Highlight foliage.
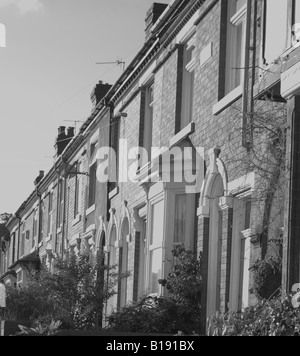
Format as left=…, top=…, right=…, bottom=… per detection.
left=5, top=252, right=126, bottom=330
left=106, top=246, right=202, bottom=335
left=249, top=256, right=282, bottom=300
left=14, top=320, right=62, bottom=336
left=207, top=294, right=300, bottom=336
left=0, top=213, right=12, bottom=223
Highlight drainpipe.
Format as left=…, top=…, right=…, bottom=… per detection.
left=15, top=214, right=21, bottom=261
left=61, top=161, right=68, bottom=260
left=250, top=0, right=258, bottom=114
left=242, top=0, right=253, bottom=148
left=36, top=187, right=42, bottom=254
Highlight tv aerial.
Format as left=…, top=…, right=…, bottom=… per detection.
left=96, top=59, right=126, bottom=72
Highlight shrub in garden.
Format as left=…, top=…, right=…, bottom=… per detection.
left=5, top=252, right=125, bottom=331
left=249, top=256, right=282, bottom=300
left=207, top=294, right=300, bottom=336
left=106, top=246, right=203, bottom=335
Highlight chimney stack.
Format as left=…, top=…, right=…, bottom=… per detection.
left=34, top=170, right=44, bottom=186
left=90, top=80, right=112, bottom=109
left=54, top=126, right=75, bottom=157
left=145, top=3, right=168, bottom=41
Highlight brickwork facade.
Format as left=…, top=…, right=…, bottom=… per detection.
left=1, top=0, right=299, bottom=335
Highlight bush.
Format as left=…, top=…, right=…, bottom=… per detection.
left=207, top=294, right=300, bottom=336
left=250, top=256, right=282, bottom=300
left=4, top=252, right=126, bottom=330
left=106, top=246, right=202, bottom=335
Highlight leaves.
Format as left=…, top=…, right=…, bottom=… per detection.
left=5, top=251, right=125, bottom=331
left=207, top=294, right=300, bottom=336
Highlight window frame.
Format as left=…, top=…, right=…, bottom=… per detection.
left=87, top=141, right=98, bottom=210
left=180, top=33, right=196, bottom=131
left=143, top=81, right=155, bottom=163
left=47, top=191, right=53, bottom=236
left=225, top=0, right=247, bottom=95
left=262, top=0, right=300, bottom=67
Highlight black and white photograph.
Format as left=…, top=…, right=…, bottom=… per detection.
left=0, top=0, right=300, bottom=339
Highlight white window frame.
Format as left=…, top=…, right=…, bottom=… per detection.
left=225, top=0, right=247, bottom=95
left=145, top=193, right=165, bottom=295
left=47, top=191, right=53, bottom=238
left=143, top=82, right=154, bottom=164
left=180, top=33, right=196, bottom=131
left=87, top=141, right=98, bottom=211
left=32, top=209, right=38, bottom=249
left=16, top=268, right=23, bottom=287
left=229, top=192, right=252, bottom=311
left=74, top=161, right=82, bottom=220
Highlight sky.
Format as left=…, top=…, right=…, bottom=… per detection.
left=0, top=0, right=170, bottom=215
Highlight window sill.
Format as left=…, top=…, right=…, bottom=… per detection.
left=170, top=122, right=195, bottom=147
left=45, top=234, right=52, bottom=243
left=86, top=204, right=96, bottom=216
left=72, top=214, right=82, bottom=226
left=38, top=241, right=43, bottom=248
left=212, top=85, right=243, bottom=115
left=109, top=187, right=119, bottom=200
left=57, top=226, right=62, bottom=234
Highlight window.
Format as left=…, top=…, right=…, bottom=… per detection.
left=74, top=162, right=81, bottom=218
left=39, top=202, right=44, bottom=243
left=20, top=224, right=26, bottom=258
left=148, top=199, right=164, bottom=294
left=12, top=232, right=16, bottom=264
left=107, top=225, right=117, bottom=314
left=57, top=180, right=64, bottom=228
left=32, top=210, right=38, bottom=248
left=16, top=269, right=23, bottom=287
left=263, top=0, right=288, bottom=65
left=110, top=119, right=120, bottom=192
left=263, top=0, right=300, bottom=65
left=47, top=192, right=53, bottom=236
left=294, top=0, right=300, bottom=26
left=119, top=218, right=129, bottom=308
left=230, top=196, right=252, bottom=311
left=180, top=34, right=196, bottom=131
left=88, top=142, right=98, bottom=208
left=143, top=83, right=154, bottom=163
left=225, top=0, right=247, bottom=94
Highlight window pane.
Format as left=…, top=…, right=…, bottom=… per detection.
left=174, top=194, right=187, bottom=243
left=149, top=248, right=162, bottom=294
left=294, top=0, right=300, bottom=26
left=264, top=0, right=288, bottom=64
left=88, top=163, right=97, bottom=207
left=236, top=0, right=246, bottom=12
left=151, top=200, right=164, bottom=246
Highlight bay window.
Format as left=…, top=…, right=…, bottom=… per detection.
left=263, top=0, right=300, bottom=65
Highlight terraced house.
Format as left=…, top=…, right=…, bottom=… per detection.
left=1, top=0, right=300, bottom=331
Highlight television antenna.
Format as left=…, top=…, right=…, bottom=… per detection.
left=63, top=120, right=85, bottom=133
left=96, top=59, right=126, bottom=72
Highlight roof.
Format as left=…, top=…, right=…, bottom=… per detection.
left=9, top=251, right=40, bottom=270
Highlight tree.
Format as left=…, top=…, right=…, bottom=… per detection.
left=5, top=252, right=127, bottom=330
left=0, top=213, right=12, bottom=224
